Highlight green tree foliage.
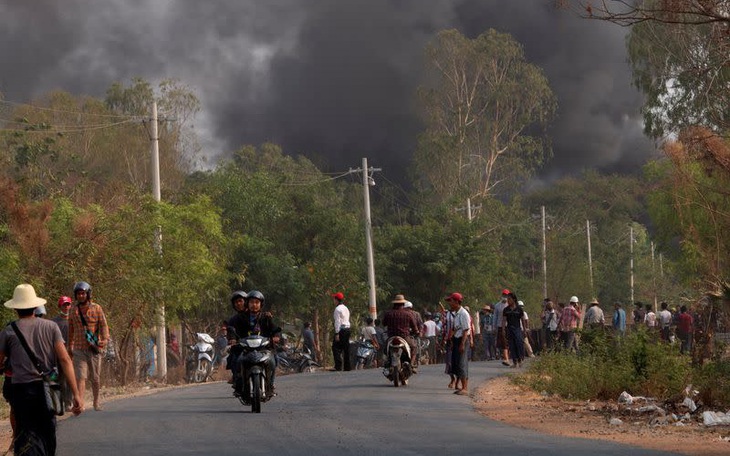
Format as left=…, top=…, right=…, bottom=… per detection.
left=644, top=134, right=730, bottom=285
left=626, top=8, right=730, bottom=136
left=415, top=29, right=556, bottom=202
left=189, top=144, right=364, bottom=322
left=522, top=172, right=676, bottom=305
left=0, top=79, right=199, bottom=206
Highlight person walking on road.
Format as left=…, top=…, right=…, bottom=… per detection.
left=68, top=281, right=109, bottom=411
left=331, top=292, right=351, bottom=371
left=445, top=292, right=471, bottom=395
left=0, top=284, right=84, bottom=455
left=503, top=293, right=526, bottom=368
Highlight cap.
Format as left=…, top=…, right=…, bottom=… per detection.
left=404, top=301, right=413, bottom=308
left=501, top=289, right=511, bottom=295
left=445, top=292, right=463, bottom=303
left=570, top=296, right=579, bottom=303
left=331, top=292, right=344, bottom=301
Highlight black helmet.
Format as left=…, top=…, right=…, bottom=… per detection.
left=73, top=281, right=92, bottom=300
left=245, top=290, right=265, bottom=303
left=230, top=290, right=247, bottom=310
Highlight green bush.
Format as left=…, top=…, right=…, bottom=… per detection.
left=524, top=329, right=700, bottom=403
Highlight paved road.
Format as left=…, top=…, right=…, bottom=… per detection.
left=57, top=361, right=681, bottom=455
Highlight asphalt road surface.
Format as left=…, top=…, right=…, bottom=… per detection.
left=57, top=361, right=682, bottom=456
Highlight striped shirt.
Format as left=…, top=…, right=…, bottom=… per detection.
left=68, top=302, right=110, bottom=351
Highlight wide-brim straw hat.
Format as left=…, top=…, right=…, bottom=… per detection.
left=4, top=284, right=47, bottom=310
left=392, top=294, right=407, bottom=304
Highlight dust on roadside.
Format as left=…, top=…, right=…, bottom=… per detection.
left=473, top=376, right=730, bottom=456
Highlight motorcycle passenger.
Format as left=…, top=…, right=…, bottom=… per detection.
left=382, top=294, right=420, bottom=371
left=225, top=291, right=247, bottom=373
left=227, top=291, right=281, bottom=397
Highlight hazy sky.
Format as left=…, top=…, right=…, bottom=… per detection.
left=0, top=0, right=655, bottom=186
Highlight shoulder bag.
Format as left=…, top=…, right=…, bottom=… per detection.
left=10, top=321, right=64, bottom=416
left=78, top=307, right=101, bottom=354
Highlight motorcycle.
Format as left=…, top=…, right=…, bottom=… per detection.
left=186, top=333, right=215, bottom=383
left=382, top=336, right=413, bottom=387
left=235, top=335, right=274, bottom=413
left=355, top=340, right=376, bottom=369
left=276, top=346, right=321, bottom=374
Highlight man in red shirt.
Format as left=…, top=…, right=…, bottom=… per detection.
left=676, top=305, right=694, bottom=355
left=383, top=294, right=420, bottom=369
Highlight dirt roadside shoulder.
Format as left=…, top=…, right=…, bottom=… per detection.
left=473, top=376, right=730, bottom=456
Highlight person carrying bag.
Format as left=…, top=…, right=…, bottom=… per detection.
left=11, top=321, right=64, bottom=416
left=0, top=283, right=83, bottom=456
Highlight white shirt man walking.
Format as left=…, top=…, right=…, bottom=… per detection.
left=331, top=292, right=351, bottom=371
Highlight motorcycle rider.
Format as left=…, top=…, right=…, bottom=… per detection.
left=382, top=294, right=421, bottom=371
left=227, top=290, right=281, bottom=397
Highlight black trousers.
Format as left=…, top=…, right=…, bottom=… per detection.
left=332, top=328, right=351, bottom=371
left=9, top=381, right=56, bottom=455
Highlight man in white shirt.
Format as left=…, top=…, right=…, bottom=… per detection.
left=658, top=301, right=673, bottom=342
left=331, top=292, right=351, bottom=371
left=422, top=313, right=437, bottom=364
left=447, top=292, right=471, bottom=395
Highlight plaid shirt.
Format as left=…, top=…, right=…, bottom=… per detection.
left=68, top=302, right=110, bottom=351
left=383, top=308, right=420, bottom=338
left=558, top=305, right=580, bottom=332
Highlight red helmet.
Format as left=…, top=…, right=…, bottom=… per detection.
left=58, top=296, right=72, bottom=307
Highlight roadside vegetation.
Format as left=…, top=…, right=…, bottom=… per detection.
left=520, top=325, right=730, bottom=408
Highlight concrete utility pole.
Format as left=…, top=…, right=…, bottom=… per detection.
left=349, top=158, right=381, bottom=320
left=150, top=101, right=167, bottom=380
left=629, top=225, right=635, bottom=304
left=541, top=206, right=547, bottom=299
left=651, top=241, right=657, bottom=312
left=587, top=220, right=594, bottom=298
left=456, top=198, right=481, bottom=222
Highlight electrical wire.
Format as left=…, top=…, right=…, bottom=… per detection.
left=0, top=99, right=139, bottom=119
left=0, top=118, right=140, bottom=134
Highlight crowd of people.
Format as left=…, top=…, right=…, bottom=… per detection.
left=320, top=288, right=700, bottom=398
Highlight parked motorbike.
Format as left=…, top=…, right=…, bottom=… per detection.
left=382, top=336, right=413, bottom=387
left=235, top=334, right=274, bottom=413
left=276, top=346, right=321, bottom=374
left=355, top=340, right=376, bottom=369
left=185, top=333, right=215, bottom=383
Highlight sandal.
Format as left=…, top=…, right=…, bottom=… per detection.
left=454, top=389, right=469, bottom=396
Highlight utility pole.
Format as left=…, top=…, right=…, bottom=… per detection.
left=150, top=101, right=167, bottom=380
left=455, top=198, right=481, bottom=222
left=349, top=158, right=381, bottom=320
left=629, top=225, right=635, bottom=304
left=651, top=241, right=657, bottom=312
left=541, top=206, right=547, bottom=299
left=586, top=220, right=594, bottom=298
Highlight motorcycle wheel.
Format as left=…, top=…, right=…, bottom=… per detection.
left=299, top=362, right=317, bottom=373
left=195, top=359, right=211, bottom=383
left=251, top=373, right=262, bottom=413
left=390, top=353, right=401, bottom=387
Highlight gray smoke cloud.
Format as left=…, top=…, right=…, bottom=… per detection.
left=0, top=0, right=654, bottom=185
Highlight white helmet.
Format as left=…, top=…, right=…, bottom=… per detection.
left=404, top=301, right=413, bottom=309
left=517, top=300, right=524, bottom=306
left=34, top=305, right=47, bottom=316
left=570, top=296, right=579, bottom=303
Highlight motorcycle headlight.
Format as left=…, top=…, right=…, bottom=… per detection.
left=244, top=336, right=266, bottom=348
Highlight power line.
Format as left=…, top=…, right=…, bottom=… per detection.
left=0, top=118, right=140, bottom=134
left=0, top=99, right=139, bottom=119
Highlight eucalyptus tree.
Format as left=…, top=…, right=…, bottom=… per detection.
left=414, top=29, right=556, bottom=203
